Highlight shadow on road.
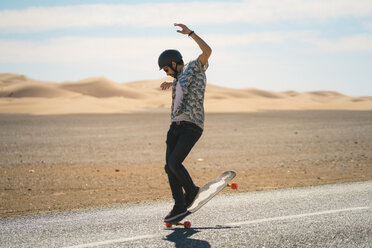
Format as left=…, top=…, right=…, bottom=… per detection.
left=164, top=225, right=236, bottom=248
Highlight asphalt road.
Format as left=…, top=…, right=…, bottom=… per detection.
left=1, top=181, right=371, bottom=247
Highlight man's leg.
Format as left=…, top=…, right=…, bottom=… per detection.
left=165, top=125, right=185, bottom=207
left=167, top=124, right=202, bottom=195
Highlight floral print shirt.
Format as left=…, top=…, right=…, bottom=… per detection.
left=171, top=57, right=209, bottom=129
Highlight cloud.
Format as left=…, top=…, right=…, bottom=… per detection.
left=1, top=31, right=370, bottom=65
left=0, top=36, right=183, bottom=64
left=0, top=31, right=316, bottom=66
left=1, top=0, right=372, bottom=32
left=365, top=21, right=372, bottom=30
left=310, top=34, right=372, bottom=52
left=1, top=31, right=370, bottom=75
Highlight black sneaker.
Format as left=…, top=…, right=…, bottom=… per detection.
left=185, top=186, right=200, bottom=209
left=164, top=204, right=187, bottom=222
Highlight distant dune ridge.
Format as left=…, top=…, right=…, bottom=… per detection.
left=0, top=73, right=371, bottom=114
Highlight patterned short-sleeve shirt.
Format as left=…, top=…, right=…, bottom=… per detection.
left=171, top=57, right=209, bottom=129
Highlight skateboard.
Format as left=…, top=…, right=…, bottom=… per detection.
left=165, top=170, right=238, bottom=229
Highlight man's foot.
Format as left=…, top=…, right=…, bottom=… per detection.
left=185, top=186, right=200, bottom=209
left=164, top=204, right=187, bottom=223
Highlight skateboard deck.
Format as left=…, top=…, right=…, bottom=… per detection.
left=165, top=170, right=237, bottom=228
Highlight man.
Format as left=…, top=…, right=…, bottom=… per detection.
left=159, top=23, right=212, bottom=222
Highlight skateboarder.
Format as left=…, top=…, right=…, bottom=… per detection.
left=159, top=23, right=212, bottom=223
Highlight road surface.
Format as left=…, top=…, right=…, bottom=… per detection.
left=1, top=181, right=371, bottom=247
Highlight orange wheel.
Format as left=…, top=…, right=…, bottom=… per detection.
left=231, top=183, right=238, bottom=189
left=184, top=221, right=191, bottom=229
left=165, top=222, right=172, bottom=228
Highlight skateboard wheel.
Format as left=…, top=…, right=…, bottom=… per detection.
left=184, top=221, right=191, bottom=229
left=231, top=183, right=238, bottom=190
left=165, top=222, right=172, bottom=228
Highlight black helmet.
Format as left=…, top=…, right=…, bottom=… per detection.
left=158, top=49, right=183, bottom=70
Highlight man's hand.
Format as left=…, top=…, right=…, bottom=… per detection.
left=174, top=23, right=212, bottom=66
left=160, top=82, right=172, bottom=90
left=174, top=23, right=192, bottom=35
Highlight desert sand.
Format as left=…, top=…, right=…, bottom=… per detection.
left=0, top=73, right=371, bottom=218
left=0, top=73, right=371, bottom=115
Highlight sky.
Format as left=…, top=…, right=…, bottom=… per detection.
left=0, top=0, right=371, bottom=96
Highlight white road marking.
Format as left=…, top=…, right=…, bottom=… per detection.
left=64, top=207, right=370, bottom=248
left=226, top=207, right=370, bottom=226
left=64, top=235, right=158, bottom=248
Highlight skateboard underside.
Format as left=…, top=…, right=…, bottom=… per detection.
left=165, top=170, right=238, bottom=228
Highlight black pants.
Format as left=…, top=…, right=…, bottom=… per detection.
left=165, top=121, right=203, bottom=207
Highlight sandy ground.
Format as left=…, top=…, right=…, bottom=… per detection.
left=1, top=73, right=372, bottom=115
left=0, top=111, right=371, bottom=218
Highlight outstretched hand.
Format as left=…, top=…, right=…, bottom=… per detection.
left=174, top=23, right=192, bottom=35
left=173, top=22, right=211, bottom=66
left=160, top=82, right=172, bottom=90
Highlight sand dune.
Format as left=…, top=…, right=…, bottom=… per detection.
left=0, top=84, right=77, bottom=98
left=0, top=73, right=28, bottom=84
left=60, top=78, right=146, bottom=99
left=352, top=96, right=372, bottom=102
left=124, top=78, right=172, bottom=91
left=0, top=73, right=79, bottom=98
left=244, top=88, right=285, bottom=99
left=306, top=91, right=346, bottom=97
left=282, top=91, right=302, bottom=97
left=0, top=73, right=371, bottom=114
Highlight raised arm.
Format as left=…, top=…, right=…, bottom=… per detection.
left=174, top=23, right=212, bottom=66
